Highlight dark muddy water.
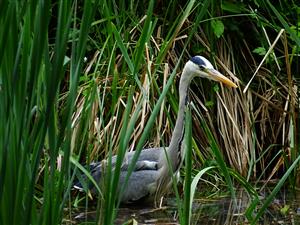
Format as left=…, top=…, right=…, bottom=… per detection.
left=72, top=189, right=300, bottom=224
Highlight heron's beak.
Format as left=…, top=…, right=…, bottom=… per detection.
left=205, top=68, right=238, bottom=88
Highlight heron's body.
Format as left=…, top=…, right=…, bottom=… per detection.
left=74, top=56, right=237, bottom=204
left=76, top=147, right=169, bottom=203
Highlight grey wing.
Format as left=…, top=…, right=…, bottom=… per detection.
left=93, top=147, right=164, bottom=172
left=121, top=147, right=165, bottom=169
left=118, top=169, right=159, bottom=203
left=131, top=147, right=165, bottom=162
left=74, top=147, right=165, bottom=192
left=91, top=147, right=163, bottom=178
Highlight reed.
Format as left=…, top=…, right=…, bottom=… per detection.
left=0, top=0, right=95, bottom=224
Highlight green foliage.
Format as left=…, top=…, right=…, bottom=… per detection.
left=221, top=1, right=246, bottom=13
left=0, top=0, right=96, bottom=224
left=182, top=109, right=193, bottom=225
left=253, top=47, right=266, bottom=55
left=211, top=20, right=224, bottom=38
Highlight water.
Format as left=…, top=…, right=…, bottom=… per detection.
left=71, top=189, right=300, bottom=224
left=72, top=204, right=178, bottom=224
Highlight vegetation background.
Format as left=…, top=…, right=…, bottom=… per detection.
left=0, top=0, right=299, bottom=224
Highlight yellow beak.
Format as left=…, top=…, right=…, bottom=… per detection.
left=205, top=68, right=238, bottom=88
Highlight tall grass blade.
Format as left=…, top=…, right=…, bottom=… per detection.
left=182, top=108, right=192, bottom=225
left=0, top=0, right=96, bottom=224
left=103, top=87, right=136, bottom=224
left=266, top=0, right=300, bottom=46
left=198, top=112, right=236, bottom=200
left=190, top=166, right=216, bottom=211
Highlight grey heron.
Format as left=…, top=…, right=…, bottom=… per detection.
left=74, top=56, right=237, bottom=204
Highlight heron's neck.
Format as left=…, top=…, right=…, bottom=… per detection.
left=168, top=69, right=191, bottom=171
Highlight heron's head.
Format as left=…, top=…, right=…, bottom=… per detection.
left=184, top=55, right=237, bottom=88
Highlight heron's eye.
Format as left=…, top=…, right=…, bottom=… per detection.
left=199, top=65, right=206, bottom=70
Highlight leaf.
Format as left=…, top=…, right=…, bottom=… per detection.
left=205, top=100, right=214, bottom=107
left=221, top=2, right=246, bottom=13
left=190, top=166, right=215, bottom=212
left=211, top=20, right=224, bottom=38
left=280, top=205, right=290, bottom=215
left=213, top=84, right=220, bottom=92
left=253, top=47, right=266, bottom=56
left=63, top=55, right=70, bottom=66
